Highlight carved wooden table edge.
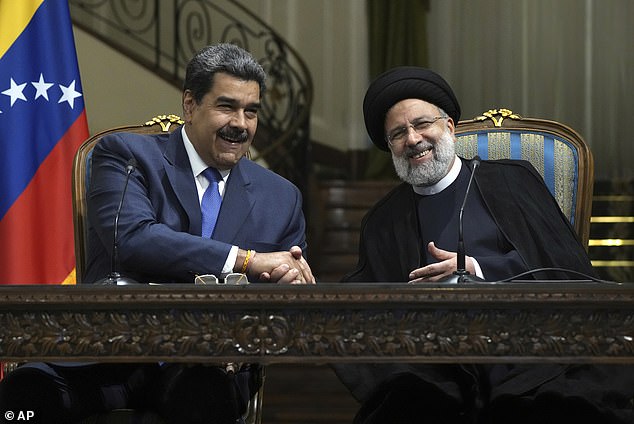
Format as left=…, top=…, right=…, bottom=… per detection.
left=1, top=282, right=633, bottom=364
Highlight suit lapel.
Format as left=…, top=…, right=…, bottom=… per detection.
left=163, top=129, right=202, bottom=235
left=213, top=159, right=254, bottom=243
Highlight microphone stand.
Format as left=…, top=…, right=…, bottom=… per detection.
left=97, top=159, right=140, bottom=285
left=440, top=157, right=485, bottom=284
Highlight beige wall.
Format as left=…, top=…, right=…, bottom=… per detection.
left=73, top=27, right=181, bottom=136
left=242, top=0, right=370, bottom=151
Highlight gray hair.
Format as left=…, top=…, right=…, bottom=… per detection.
left=184, top=43, right=266, bottom=103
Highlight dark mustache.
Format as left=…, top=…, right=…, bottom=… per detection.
left=217, top=126, right=248, bottom=143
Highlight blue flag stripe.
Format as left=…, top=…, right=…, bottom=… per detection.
left=0, top=0, right=85, bottom=219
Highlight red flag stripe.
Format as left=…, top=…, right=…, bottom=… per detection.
left=0, top=111, right=88, bottom=284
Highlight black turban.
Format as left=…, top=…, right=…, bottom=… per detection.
left=363, top=66, right=461, bottom=151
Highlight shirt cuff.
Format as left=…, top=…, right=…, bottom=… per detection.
left=471, top=257, right=485, bottom=279
left=221, top=245, right=239, bottom=275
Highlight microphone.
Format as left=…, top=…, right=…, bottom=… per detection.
left=96, top=158, right=140, bottom=285
left=440, top=156, right=485, bottom=284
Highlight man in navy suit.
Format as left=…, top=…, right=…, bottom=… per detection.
left=84, top=45, right=312, bottom=286
left=0, top=43, right=314, bottom=424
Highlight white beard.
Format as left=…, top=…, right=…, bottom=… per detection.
left=391, top=129, right=456, bottom=186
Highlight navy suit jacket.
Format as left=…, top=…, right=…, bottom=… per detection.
left=84, top=127, right=306, bottom=283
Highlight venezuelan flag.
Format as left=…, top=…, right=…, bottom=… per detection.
left=0, top=0, right=88, bottom=284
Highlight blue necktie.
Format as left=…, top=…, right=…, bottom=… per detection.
left=201, top=167, right=222, bottom=238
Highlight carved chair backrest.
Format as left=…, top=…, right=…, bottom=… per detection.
left=454, top=109, right=594, bottom=247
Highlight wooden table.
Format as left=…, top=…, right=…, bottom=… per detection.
left=1, top=282, right=633, bottom=364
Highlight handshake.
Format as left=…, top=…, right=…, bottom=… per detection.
left=234, top=245, right=315, bottom=285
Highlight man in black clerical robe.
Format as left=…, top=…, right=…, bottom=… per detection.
left=346, top=157, right=595, bottom=283
left=333, top=66, right=634, bottom=424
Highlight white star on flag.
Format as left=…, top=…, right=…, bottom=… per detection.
left=58, top=80, right=82, bottom=109
left=32, top=73, right=54, bottom=100
left=2, top=78, right=27, bottom=106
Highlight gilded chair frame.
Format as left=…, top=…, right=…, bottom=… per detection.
left=454, top=109, right=594, bottom=248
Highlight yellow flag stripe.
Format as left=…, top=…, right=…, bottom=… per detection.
left=0, top=0, right=45, bottom=59
left=62, top=268, right=77, bottom=285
